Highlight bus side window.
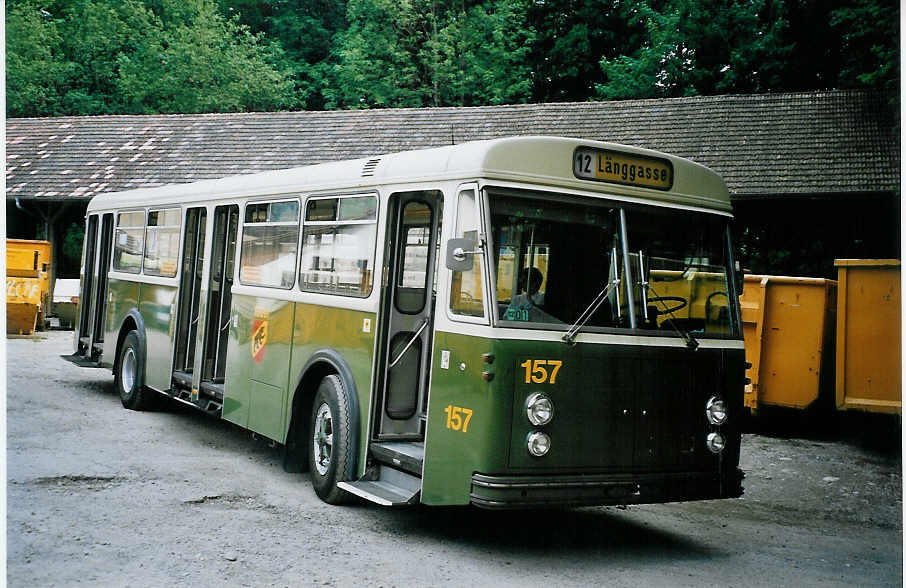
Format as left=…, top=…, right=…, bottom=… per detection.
left=299, top=194, right=378, bottom=297
left=143, top=208, right=182, bottom=277
left=239, top=199, right=300, bottom=289
left=113, top=210, right=145, bottom=274
left=449, top=189, right=484, bottom=318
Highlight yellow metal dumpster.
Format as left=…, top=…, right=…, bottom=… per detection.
left=740, top=274, right=837, bottom=414
left=6, top=239, right=52, bottom=335
left=834, top=259, right=901, bottom=415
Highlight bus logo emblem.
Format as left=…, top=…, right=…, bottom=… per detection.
left=252, top=319, right=268, bottom=363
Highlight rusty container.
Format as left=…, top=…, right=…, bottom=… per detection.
left=834, top=259, right=901, bottom=414
left=6, top=239, right=52, bottom=335
left=740, top=274, right=837, bottom=414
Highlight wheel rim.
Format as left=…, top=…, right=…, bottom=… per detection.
left=313, top=402, right=333, bottom=476
left=121, top=347, right=136, bottom=393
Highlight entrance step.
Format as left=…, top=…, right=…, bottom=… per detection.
left=60, top=353, right=102, bottom=368
left=370, top=441, right=424, bottom=476
left=338, top=466, right=420, bottom=506
left=172, top=370, right=193, bottom=389
left=199, top=379, right=224, bottom=401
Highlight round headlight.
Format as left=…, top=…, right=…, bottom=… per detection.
left=706, top=396, right=728, bottom=425
left=525, top=392, right=554, bottom=426
left=706, top=432, right=727, bottom=454
left=526, top=431, right=551, bottom=457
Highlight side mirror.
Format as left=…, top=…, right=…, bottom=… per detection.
left=445, top=238, right=478, bottom=271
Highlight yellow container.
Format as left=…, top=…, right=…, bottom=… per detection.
left=834, top=259, right=901, bottom=414
left=740, top=274, right=837, bottom=413
left=6, top=239, right=52, bottom=335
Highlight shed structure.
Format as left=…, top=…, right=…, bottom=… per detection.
left=6, top=89, right=900, bottom=281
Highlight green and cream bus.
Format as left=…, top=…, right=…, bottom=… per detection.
left=68, top=136, right=745, bottom=508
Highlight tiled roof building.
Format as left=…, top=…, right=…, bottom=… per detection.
left=7, top=89, right=899, bottom=202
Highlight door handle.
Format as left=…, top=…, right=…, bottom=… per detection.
left=388, top=317, right=430, bottom=369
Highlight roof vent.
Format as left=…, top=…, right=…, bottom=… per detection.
left=361, top=158, right=381, bottom=177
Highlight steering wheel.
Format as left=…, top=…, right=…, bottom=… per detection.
left=647, top=296, right=688, bottom=315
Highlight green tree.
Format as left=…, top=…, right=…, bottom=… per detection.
left=116, top=1, right=296, bottom=113
left=527, top=0, right=645, bottom=103
left=329, top=0, right=534, bottom=109
left=595, top=0, right=790, bottom=100
left=6, top=2, right=69, bottom=117
left=432, top=0, right=534, bottom=106
left=216, top=0, right=347, bottom=109
left=830, top=0, right=899, bottom=94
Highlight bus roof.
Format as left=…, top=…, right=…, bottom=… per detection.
left=86, top=136, right=731, bottom=213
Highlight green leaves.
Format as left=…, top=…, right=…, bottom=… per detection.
left=6, top=0, right=295, bottom=116
left=5, top=0, right=898, bottom=117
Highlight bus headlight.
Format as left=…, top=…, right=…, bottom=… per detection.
left=705, top=396, right=728, bottom=425
left=527, top=431, right=551, bottom=457
left=706, top=432, right=726, bottom=454
left=525, top=392, right=554, bottom=426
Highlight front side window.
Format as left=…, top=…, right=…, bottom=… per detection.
left=449, top=189, right=485, bottom=318
left=240, top=199, right=300, bottom=288
left=113, top=210, right=145, bottom=273
left=299, top=195, right=377, bottom=297
left=144, top=208, right=181, bottom=277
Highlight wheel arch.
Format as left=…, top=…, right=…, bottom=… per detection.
left=112, top=309, right=146, bottom=380
left=282, top=349, right=362, bottom=477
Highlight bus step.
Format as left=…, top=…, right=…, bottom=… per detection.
left=338, top=466, right=420, bottom=507
left=60, top=353, right=102, bottom=368
left=370, top=441, right=424, bottom=476
left=172, top=370, right=193, bottom=389
left=199, top=380, right=224, bottom=401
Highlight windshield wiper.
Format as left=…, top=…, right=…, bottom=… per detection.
left=646, top=283, right=699, bottom=350
left=562, top=280, right=617, bottom=345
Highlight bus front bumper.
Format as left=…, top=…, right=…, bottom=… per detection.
left=470, top=469, right=744, bottom=509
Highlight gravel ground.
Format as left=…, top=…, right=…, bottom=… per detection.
left=7, top=331, right=903, bottom=587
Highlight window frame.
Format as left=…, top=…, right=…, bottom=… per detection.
left=446, top=184, right=490, bottom=324
left=112, top=208, right=147, bottom=274
left=142, top=206, right=182, bottom=278
left=238, top=197, right=301, bottom=289
left=298, top=192, right=380, bottom=298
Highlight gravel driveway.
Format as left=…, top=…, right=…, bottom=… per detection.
left=7, top=332, right=902, bottom=587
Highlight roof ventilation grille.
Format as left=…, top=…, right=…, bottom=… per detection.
left=361, top=158, right=381, bottom=177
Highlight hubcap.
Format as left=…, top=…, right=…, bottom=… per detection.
left=122, top=347, right=136, bottom=393
left=313, top=402, right=333, bottom=476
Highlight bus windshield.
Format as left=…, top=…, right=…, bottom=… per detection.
left=488, top=190, right=737, bottom=337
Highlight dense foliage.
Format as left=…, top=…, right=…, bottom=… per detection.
left=6, top=0, right=899, bottom=116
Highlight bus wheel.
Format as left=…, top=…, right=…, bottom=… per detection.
left=116, top=330, right=154, bottom=411
left=308, top=375, right=353, bottom=504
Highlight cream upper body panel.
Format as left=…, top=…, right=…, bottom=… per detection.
left=86, top=136, right=731, bottom=213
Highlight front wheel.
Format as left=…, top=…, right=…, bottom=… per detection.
left=308, top=375, right=353, bottom=504
left=116, top=330, right=154, bottom=411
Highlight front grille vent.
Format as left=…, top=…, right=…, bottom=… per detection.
left=361, top=158, right=381, bottom=177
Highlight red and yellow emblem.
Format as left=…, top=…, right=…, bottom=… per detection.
left=251, top=318, right=268, bottom=363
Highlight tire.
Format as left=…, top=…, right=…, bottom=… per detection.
left=116, top=330, right=154, bottom=411
left=308, top=375, right=353, bottom=504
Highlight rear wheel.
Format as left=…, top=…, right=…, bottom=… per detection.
left=308, top=375, right=353, bottom=504
left=116, top=330, right=154, bottom=410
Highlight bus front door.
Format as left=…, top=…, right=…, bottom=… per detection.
left=377, top=191, right=442, bottom=442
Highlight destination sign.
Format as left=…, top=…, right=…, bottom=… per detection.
left=574, top=147, right=673, bottom=191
